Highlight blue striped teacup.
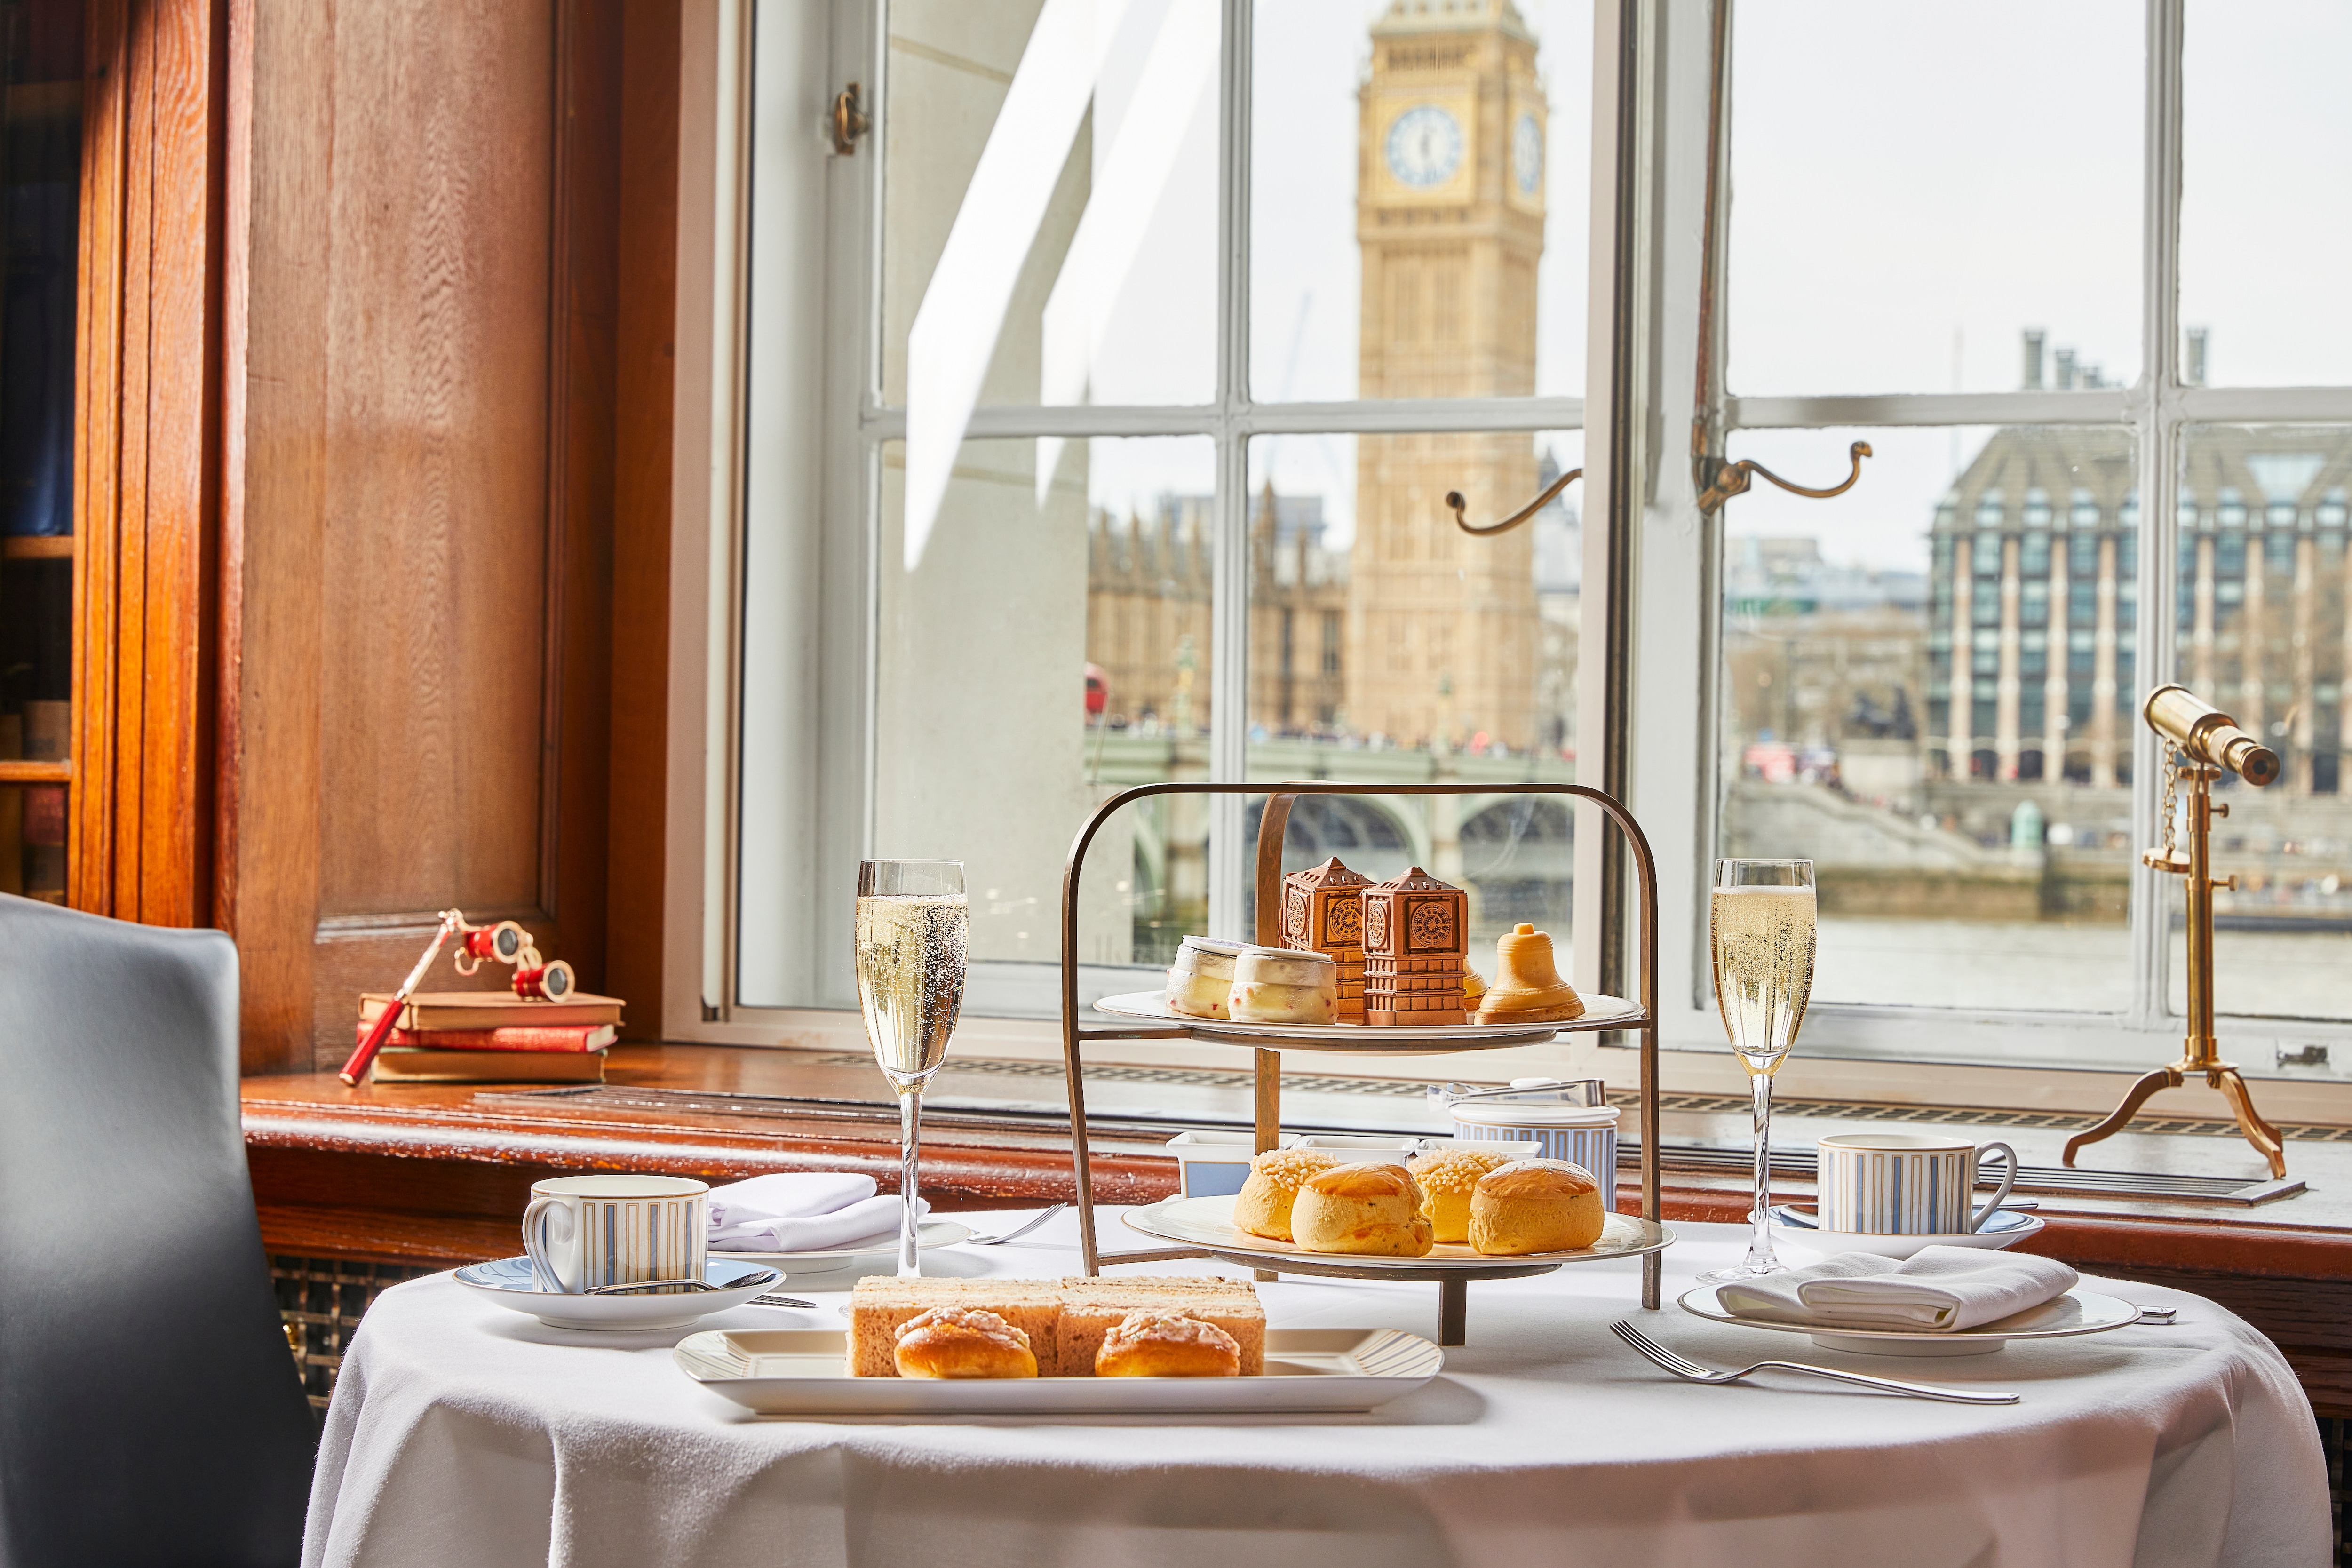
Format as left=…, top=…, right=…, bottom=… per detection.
left=1816, top=1132, right=2017, bottom=1236
left=523, top=1174, right=709, bottom=1294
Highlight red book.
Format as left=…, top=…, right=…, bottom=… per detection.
left=350, top=1021, right=616, bottom=1054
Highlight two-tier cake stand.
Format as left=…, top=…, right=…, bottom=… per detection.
left=1057, top=782, right=1669, bottom=1344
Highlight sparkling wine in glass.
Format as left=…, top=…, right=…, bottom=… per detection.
left=854, top=860, right=968, bottom=1277
left=1698, top=858, right=1816, bottom=1284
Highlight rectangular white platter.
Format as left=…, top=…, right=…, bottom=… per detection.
left=674, top=1327, right=1443, bottom=1415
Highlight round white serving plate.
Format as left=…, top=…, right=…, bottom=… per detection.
left=454, top=1256, right=781, bottom=1331
left=1768, top=1205, right=2046, bottom=1260
left=710, top=1219, right=974, bottom=1275
left=1094, top=990, right=1644, bottom=1051
left=1677, top=1283, right=2141, bottom=1357
left=1125, top=1194, right=1674, bottom=1275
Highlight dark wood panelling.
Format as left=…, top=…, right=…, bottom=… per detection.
left=72, top=0, right=227, bottom=928
left=312, top=0, right=557, bottom=927
left=213, top=0, right=639, bottom=1067
left=605, top=0, right=680, bottom=1038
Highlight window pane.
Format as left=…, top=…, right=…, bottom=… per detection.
left=1243, top=429, right=1582, bottom=967
left=881, top=0, right=1220, bottom=408
left=879, top=436, right=1215, bottom=976
left=2180, top=4, right=2352, bottom=387
left=1718, top=426, right=2137, bottom=1012
left=1728, top=3, right=2141, bottom=396
left=0, top=783, right=64, bottom=902
left=2167, top=427, right=2352, bottom=1020
left=1250, top=0, right=1591, bottom=402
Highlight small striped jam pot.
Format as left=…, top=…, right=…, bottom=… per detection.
left=523, top=1174, right=709, bottom=1294
left=1816, top=1132, right=2017, bottom=1236
left=1446, top=1101, right=1619, bottom=1209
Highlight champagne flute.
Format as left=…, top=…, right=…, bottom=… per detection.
left=854, top=860, right=969, bottom=1277
left=1698, top=858, right=1816, bottom=1284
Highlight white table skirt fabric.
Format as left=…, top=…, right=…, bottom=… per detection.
left=302, top=1211, right=2329, bottom=1568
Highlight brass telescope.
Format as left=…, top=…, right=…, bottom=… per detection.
left=2065, top=685, right=2288, bottom=1178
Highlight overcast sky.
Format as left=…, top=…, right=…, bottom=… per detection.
left=995, top=0, right=2352, bottom=573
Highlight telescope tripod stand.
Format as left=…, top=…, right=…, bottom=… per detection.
left=2064, top=759, right=2287, bottom=1178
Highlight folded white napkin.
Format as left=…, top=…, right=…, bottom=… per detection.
left=706, top=1174, right=927, bottom=1253
left=1716, top=1246, right=2080, bottom=1331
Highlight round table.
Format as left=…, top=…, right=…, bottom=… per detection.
left=302, top=1213, right=2328, bottom=1568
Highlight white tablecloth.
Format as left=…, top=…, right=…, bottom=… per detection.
left=303, top=1212, right=2329, bottom=1568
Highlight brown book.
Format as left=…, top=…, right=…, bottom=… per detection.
left=366, top=1047, right=606, bottom=1084
left=359, top=989, right=623, bottom=1031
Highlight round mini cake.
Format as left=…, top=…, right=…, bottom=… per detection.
left=1233, top=1146, right=1342, bottom=1242
left=1290, top=1161, right=1434, bottom=1257
left=1467, top=1158, right=1605, bottom=1255
left=1095, top=1308, right=1242, bottom=1377
left=1165, top=936, right=1248, bottom=1020
left=1227, top=946, right=1338, bottom=1025
left=892, top=1306, right=1039, bottom=1378
left=1404, top=1145, right=1518, bottom=1243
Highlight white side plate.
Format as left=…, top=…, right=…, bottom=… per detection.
left=1677, top=1284, right=2142, bottom=1357
left=674, top=1327, right=1444, bottom=1414
left=710, top=1220, right=974, bottom=1274
left=1124, top=1194, right=1674, bottom=1274
left=454, top=1257, right=781, bottom=1331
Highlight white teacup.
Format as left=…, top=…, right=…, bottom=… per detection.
left=523, top=1174, right=709, bottom=1294
left=1816, top=1132, right=2017, bottom=1236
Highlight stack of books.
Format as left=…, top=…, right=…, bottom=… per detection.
left=355, top=990, right=625, bottom=1083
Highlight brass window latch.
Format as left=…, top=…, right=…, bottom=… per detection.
left=1443, top=467, right=1582, bottom=536
left=831, top=83, right=871, bottom=156
left=1694, top=440, right=1871, bottom=514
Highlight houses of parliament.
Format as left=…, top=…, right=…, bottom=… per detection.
left=1086, top=0, right=1556, bottom=753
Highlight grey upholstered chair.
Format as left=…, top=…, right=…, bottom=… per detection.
left=0, top=893, right=313, bottom=1566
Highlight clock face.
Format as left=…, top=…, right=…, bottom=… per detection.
left=1513, top=111, right=1543, bottom=197
left=1384, top=105, right=1463, bottom=190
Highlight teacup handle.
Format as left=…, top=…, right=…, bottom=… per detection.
left=523, top=1196, right=577, bottom=1292
left=1969, top=1143, right=2018, bottom=1233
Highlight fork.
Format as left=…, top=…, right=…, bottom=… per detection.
left=1611, top=1320, right=2020, bottom=1405
left=965, top=1203, right=1069, bottom=1246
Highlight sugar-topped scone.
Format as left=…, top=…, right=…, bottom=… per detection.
left=1290, top=1161, right=1434, bottom=1257
left=1468, top=1158, right=1605, bottom=1255
left=1405, top=1145, right=1517, bottom=1243
left=893, top=1307, right=1039, bottom=1378
left=1094, top=1309, right=1241, bottom=1377
left=1232, top=1146, right=1342, bottom=1242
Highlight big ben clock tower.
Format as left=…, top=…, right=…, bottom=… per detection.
left=1347, top=0, right=1546, bottom=751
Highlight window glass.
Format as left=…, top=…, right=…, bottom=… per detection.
left=1250, top=0, right=1591, bottom=402
left=1243, top=429, right=1583, bottom=962
left=2180, top=3, right=2352, bottom=386
left=881, top=0, right=1221, bottom=409
left=1717, top=426, right=2137, bottom=1013
left=1728, top=1, right=2141, bottom=396
left=2167, top=426, right=2352, bottom=1020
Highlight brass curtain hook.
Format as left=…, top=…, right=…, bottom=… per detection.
left=1444, top=466, right=1583, bottom=536
left=1696, top=441, right=1871, bottom=514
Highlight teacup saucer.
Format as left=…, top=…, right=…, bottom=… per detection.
left=1768, top=1205, right=2045, bottom=1260
left=453, top=1257, right=782, bottom=1330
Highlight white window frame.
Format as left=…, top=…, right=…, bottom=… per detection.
left=1627, top=0, right=2352, bottom=1093
left=661, top=0, right=2352, bottom=1114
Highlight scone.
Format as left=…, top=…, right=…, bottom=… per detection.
left=1094, top=1309, right=1241, bottom=1377
left=1227, top=946, right=1338, bottom=1025
left=1289, top=1162, right=1435, bottom=1257
left=892, top=1307, right=1039, bottom=1378
left=1468, top=1158, right=1606, bottom=1255
left=1232, top=1146, right=1341, bottom=1242
left=1405, top=1146, right=1517, bottom=1243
